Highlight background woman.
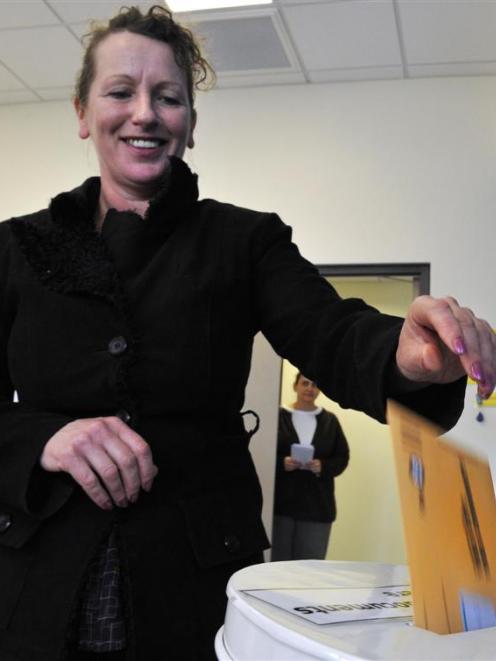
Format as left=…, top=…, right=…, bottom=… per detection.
left=0, top=5, right=493, bottom=661
left=272, top=373, right=350, bottom=560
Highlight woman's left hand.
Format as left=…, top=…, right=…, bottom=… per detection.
left=305, top=459, right=322, bottom=475
left=396, top=295, right=496, bottom=399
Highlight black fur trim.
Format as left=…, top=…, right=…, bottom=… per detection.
left=8, top=157, right=199, bottom=302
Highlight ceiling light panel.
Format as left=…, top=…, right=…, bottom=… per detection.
left=196, top=15, right=289, bottom=71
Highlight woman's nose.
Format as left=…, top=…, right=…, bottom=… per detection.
left=131, top=94, right=158, bottom=127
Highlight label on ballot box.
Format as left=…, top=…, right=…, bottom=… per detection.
left=243, top=585, right=412, bottom=625
left=387, top=401, right=496, bottom=634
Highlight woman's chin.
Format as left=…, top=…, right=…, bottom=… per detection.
left=122, top=163, right=173, bottom=191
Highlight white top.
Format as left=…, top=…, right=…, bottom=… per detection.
left=284, top=406, right=322, bottom=446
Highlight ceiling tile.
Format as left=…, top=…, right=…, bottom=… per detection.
left=0, top=1, right=58, bottom=29
left=409, top=62, right=496, bottom=79
left=399, top=0, right=496, bottom=64
left=0, top=89, right=40, bottom=105
left=0, top=63, right=24, bottom=91
left=48, top=0, right=157, bottom=24
left=0, top=26, right=82, bottom=88
left=278, top=0, right=369, bottom=3
left=282, top=0, right=401, bottom=70
left=215, top=70, right=305, bottom=87
left=309, top=65, right=402, bottom=83
left=35, top=86, right=75, bottom=101
left=196, top=15, right=291, bottom=72
left=69, top=22, right=88, bottom=39
left=277, top=0, right=357, bottom=5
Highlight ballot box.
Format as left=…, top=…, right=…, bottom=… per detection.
left=215, top=560, right=496, bottom=660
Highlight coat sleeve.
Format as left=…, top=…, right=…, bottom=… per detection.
left=0, top=223, right=74, bottom=549
left=275, top=409, right=293, bottom=476
left=251, top=213, right=465, bottom=429
left=319, top=414, right=349, bottom=480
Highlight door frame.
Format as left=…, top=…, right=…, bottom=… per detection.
left=316, top=262, right=430, bottom=295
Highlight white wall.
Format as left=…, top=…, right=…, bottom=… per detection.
left=1, top=75, right=495, bottom=553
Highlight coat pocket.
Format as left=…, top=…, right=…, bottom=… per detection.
left=179, top=482, right=270, bottom=569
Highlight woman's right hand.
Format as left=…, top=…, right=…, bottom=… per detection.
left=40, top=417, right=158, bottom=510
left=284, top=456, right=301, bottom=472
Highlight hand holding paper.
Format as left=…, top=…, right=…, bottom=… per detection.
left=291, top=443, right=314, bottom=469
left=396, top=295, right=495, bottom=400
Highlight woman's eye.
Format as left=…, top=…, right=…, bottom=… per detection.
left=158, top=95, right=180, bottom=105
left=108, top=90, right=131, bottom=99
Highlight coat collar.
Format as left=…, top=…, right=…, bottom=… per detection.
left=50, top=156, right=199, bottom=235
left=9, top=157, right=199, bottom=302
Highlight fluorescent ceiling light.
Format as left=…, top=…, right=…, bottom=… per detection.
left=167, top=0, right=272, bottom=11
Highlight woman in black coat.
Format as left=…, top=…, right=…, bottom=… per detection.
left=0, top=5, right=494, bottom=661
left=273, top=373, right=350, bottom=560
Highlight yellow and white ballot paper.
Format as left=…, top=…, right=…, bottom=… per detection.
left=388, top=400, right=496, bottom=635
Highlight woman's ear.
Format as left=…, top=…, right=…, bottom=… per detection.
left=74, top=97, right=90, bottom=140
left=187, top=108, right=197, bottom=149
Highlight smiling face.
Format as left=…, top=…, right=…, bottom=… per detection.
left=75, top=31, right=196, bottom=200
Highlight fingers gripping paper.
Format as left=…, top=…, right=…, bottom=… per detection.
left=387, top=401, right=496, bottom=634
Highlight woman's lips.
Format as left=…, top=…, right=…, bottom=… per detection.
left=123, top=137, right=166, bottom=148
left=121, top=137, right=168, bottom=157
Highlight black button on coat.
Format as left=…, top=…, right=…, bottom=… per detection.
left=108, top=336, right=128, bottom=356
left=0, top=158, right=465, bottom=660
left=0, top=513, right=12, bottom=533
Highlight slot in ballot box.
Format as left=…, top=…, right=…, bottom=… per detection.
left=215, top=560, right=496, bottom=660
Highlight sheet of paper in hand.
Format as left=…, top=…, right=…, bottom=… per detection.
left=387, top=400, right=496, bottom=634
left=291, top=443, right=314, bottom=467
left=242, top=585, right=412, bottom=625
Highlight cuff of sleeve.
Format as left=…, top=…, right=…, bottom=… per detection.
left=385, top=363, right=432, bottom=394
left=0, top=410, right=74, bottom=519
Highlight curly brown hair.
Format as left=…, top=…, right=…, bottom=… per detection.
left=75, top=4, right=214, bottom=107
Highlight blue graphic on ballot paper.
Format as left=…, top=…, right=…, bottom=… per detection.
left=409, top=453, right=425, bottom=512
left=460, top=591, right=496, bottom=631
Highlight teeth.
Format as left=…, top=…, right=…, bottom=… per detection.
left=126, top=138, right=162, bottom=148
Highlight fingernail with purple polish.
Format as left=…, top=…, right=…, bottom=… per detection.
left=472, top=362, right=483, bottom=381
left=454, top=337, right=466, bottom=355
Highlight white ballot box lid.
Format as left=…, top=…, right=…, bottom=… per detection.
left=215, top=560, right=496, bottom=660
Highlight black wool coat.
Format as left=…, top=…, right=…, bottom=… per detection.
left=274, top=408, right=350, bottom=523
left=0, top=158, right=465, bottom=660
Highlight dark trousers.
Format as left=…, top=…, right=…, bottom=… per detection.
left=271, top=515, right=331, bottom=561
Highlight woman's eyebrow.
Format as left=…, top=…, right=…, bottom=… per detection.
left=103, top=74, right=134, bottom=83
